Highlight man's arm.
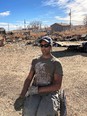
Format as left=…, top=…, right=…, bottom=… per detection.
left=38, top=74, right=62, bottom=94
left=19, top=69, right=35, bottom=98
left=14, top=68, right=35, bottom=111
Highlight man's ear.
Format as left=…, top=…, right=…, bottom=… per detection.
left=50, top=47, right=52, bottom=52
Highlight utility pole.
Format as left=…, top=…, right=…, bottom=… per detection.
left=8, top=23, right=9, bottom=31
left=69, top=9, right=71, bottom=29
left=24, top=19, right=26, bottom=29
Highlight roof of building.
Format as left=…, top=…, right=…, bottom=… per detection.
left=0, top=27, right=5, bottom=31
left=51, top=23, right=70, bottom=27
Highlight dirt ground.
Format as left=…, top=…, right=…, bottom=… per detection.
left=0, top=41, right=87, bottom=116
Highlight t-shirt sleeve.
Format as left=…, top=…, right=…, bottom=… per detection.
left=54, top=61, right=63, bottom=76
left=30, top=59, right=36, bottom=71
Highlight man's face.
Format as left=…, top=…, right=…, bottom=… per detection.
left=40, top=40, right=51, bottom=56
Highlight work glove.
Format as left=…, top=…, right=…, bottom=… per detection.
left=14, top=97, right=25, bottom=111
left=28, top=86, right=38, bottom=95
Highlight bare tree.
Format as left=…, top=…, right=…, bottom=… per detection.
left=83, top=15, right=87, bottom=27
left=29, top=21, right=42, bottom=29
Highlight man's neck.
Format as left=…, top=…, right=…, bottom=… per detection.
left=42, top=54, right=52, bottom=59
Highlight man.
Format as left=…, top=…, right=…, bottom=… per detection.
left=14, top=36, right=63, bottom=116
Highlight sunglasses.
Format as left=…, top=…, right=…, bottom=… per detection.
left=40, top=44, right=50, bottom=48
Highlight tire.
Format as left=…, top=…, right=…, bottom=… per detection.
left=82, top=42, right=87, bottom=53
left=84, top=46, right=87, bottom=52
left=59, top=90, right=67, bottom=116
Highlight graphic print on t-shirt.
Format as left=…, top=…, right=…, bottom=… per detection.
left=34, top=62, right=51, bottom=85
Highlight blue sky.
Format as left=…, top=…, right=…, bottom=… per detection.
left=0, top=0, right=87, bottom=31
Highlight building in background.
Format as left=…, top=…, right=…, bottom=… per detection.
left=0, top=27, right=6, bottom=35
left=51, top=23, right=70, bottom=32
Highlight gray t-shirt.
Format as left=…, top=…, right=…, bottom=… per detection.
left=31, top=55, right=63, bottom=86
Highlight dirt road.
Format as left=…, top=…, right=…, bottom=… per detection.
left=0, top=41, right=87, bottom=116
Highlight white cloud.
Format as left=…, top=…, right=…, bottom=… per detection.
left=42, top=0, right=58, bottom=6
left=42, top=0, right=69, bottom=7
left=65, top=0, right=87, bottom=25
left=55, top=16, right=68, bottom=21
left=0, top=11, right=10, bottom=16
left=42, top=0, right=87, bottom=25
left=0, top=22, right=12, bottom=31
left=0, top=22, right=22, bottom=31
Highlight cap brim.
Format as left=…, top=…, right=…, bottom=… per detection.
left=39, top=38, right=49, bottom=43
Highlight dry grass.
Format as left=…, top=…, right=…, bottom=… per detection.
left=59, top=27, right=87, bottom=37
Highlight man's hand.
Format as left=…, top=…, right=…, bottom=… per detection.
left=28, top=86, right=38, bottom=95
left=14, top=97, right=25, bottom=111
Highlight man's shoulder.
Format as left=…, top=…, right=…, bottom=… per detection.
left=51, top=55, right=61, bottom=63
left=32, top=55, right=41, bottom=62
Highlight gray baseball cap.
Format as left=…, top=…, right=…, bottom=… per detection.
left=39, top=36, right=53, bottom=46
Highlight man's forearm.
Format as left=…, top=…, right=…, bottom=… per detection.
left=20, top=78, right=31, bottom=97
left=38, top=83, right=61, bottom=94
